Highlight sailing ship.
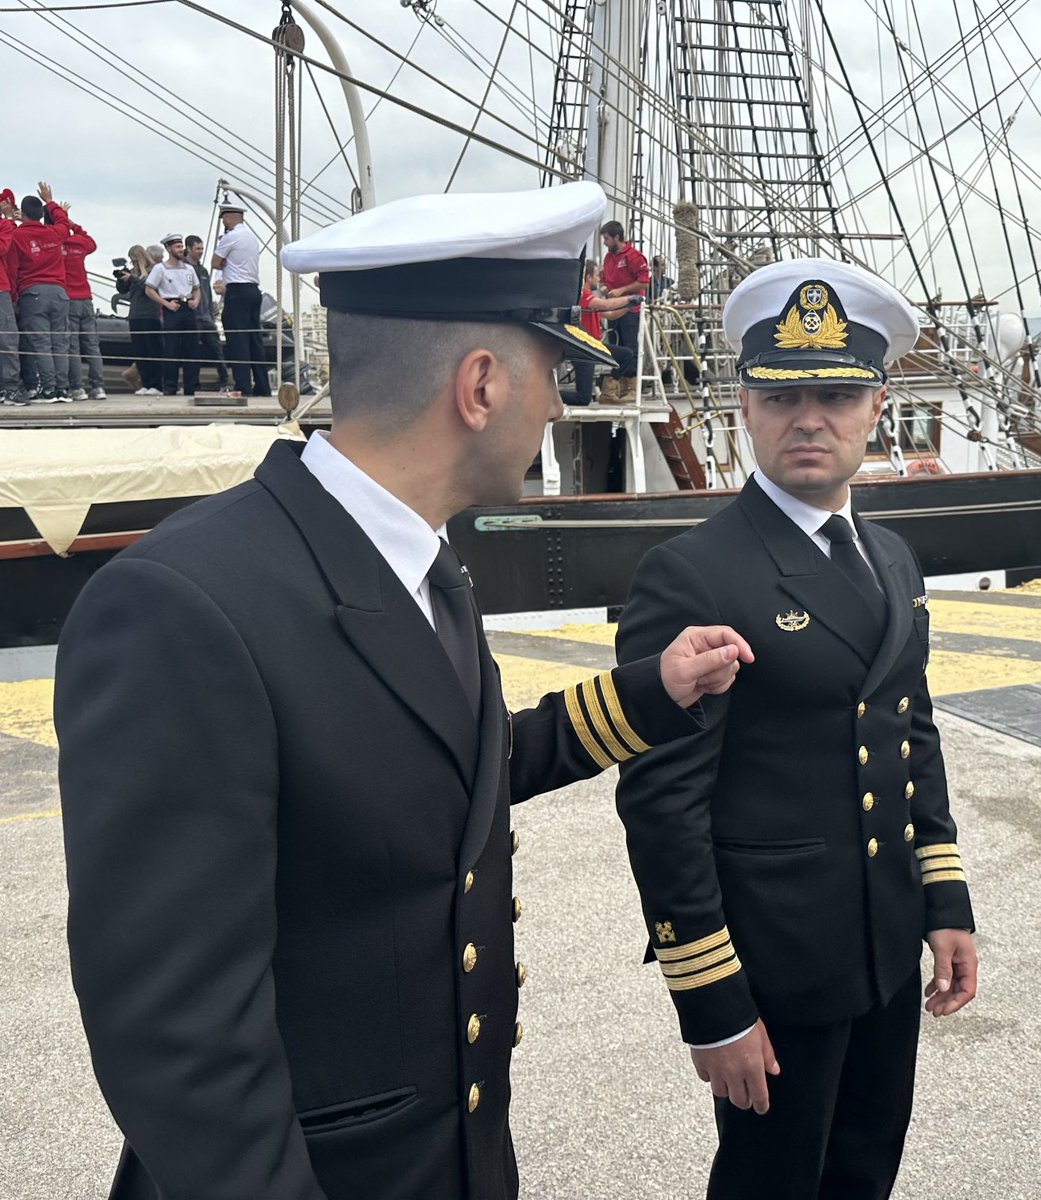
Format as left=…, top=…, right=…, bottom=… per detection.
left=2, top=0, right=1040, bottom=642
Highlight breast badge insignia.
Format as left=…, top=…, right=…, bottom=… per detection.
left=655, top=920, right=677, bottom=944
left=775, top=609, right=811, bottom=632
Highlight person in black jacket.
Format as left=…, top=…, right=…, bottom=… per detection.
left=115, top=245, right=163, bottom=394
left=55, top=182, right=753, bottom=1200
left=616, top=258, right=977, bottom=1200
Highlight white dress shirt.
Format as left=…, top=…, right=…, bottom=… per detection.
left=145, top=261, right=198, bottom=300
left=752, top=469, right=880, bottom=584
left=300, top=430, right=445, bottom=627
left=214, top=222, right=261, bottom=284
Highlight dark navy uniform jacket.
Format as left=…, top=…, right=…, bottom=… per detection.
left=55, top=439, right=696, bottom=1200
left=616, top=478, right=974, bottom=1046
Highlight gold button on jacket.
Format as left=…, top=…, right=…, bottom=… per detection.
left=467, top=1083, right=481, bottom=1113
left=904, top=823, right=915, bottom=842
left=858, top=745, right=869, bottom=765
left=897, top=696, right=910, bottom=714
left=464, top=870, right=475, bottom=894
left=510, top=830, right=520, bottom=855
left=512, top=897, right=523, bottom=923
left=857, top=701, right=867, bottom=718
left=900, top=740, right=910, bottom=759
left=905, top=781, right=915, bottom=800
left=512, top=1021, right=524, bottom=1048
left=466, top=1014, right=481, bottom=1044
left=862, top=792, right=875, bottom=812
left=462, top=943, right=478, bottom=973
left=515, top=962, right=527, bottom=988
left=867, top=837, right=879, bottom=858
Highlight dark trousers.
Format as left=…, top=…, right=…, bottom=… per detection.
left=609, top=308, right=640, bottom=355
left=222, top=282, right=269, bottom=395
left=196, top=320, right=229, bottom=387
left=708, top=967, right=921, bottom=1200
left=569, top=344, right=637, bottom=405
left=129, top=318, right=164, bottom=390
left=160, top=304, right=200, bottom=395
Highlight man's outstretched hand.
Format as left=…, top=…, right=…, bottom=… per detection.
left=660, top=625, right=754, bottom=708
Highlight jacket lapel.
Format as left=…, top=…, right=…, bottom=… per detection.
left=736, top=480, right=882, bottom=667
left=856, top=516, right=914, bottom=699
left=256, top=440, right=478, bottom=787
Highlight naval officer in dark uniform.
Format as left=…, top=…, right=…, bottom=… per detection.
left=55, top=182, right=754, bottom=1200
left=615, top=258, right=977, bottom=1199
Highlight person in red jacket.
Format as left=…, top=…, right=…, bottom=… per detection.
left=61, top=203, right=106, bottom=401
left=600, top=219, right=649, bottom=358
left=0, top=190, right=20, bottom=404
left=7, top=181, right=72, bottom=403
left=570, top=260, right=637, bottom=404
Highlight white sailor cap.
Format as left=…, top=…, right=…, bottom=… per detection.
left=722, top=257, right=921, bottom=388
left=280, top=182, right=615, bottom=365
left=160, top=232, right=184, bottom=246
left=218, top=201, right=246, bottom=216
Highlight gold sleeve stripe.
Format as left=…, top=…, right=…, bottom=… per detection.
left=654, top=926, right=732, bottom=962
left=597, top=671, right=652, bottom=755
left=564, top=686, right=613, bottom=770
left=579, top=678, right=634, bottom=763
left=665, top=956, right=743, bottom=992
left=919, top=856, right=962, bottom=872
left=922, top=869, right=967, bottom=885
left=659, top=942, right=736, bottom=976
left=915, top=843, right=959, bottom=860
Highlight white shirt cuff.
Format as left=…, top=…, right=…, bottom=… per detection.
left=689, top=1024, right=756, bottom=1049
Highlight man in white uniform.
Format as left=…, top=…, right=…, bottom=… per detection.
left=145, top=234, right=200, bottom=396
left=211, top=201, right=269, bottom=396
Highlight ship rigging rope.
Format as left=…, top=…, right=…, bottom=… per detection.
left=8, top=0, right=346, bottom=226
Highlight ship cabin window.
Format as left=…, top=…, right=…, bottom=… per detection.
left=899, top=400, right=942, bottom=454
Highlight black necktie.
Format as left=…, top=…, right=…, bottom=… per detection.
left=820, top=514, right=887, bottom=624
left=428, top=538, right=482, bottom=718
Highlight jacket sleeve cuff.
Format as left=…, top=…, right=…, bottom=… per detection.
left=610, top=654, right=706, bottom=744
left=916, top=842, right=975, bottom=933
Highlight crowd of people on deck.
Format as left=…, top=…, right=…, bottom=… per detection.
left=0, top=186, right=268, bottom=406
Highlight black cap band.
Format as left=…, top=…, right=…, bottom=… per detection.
left=318, top=256, right=581, bottom=317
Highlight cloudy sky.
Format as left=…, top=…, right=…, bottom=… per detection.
left=3, top=0, right=1040, bottom=313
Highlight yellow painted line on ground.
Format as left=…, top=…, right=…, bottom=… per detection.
left=928, top=600, right=1041, bottom=643
left=493, top=652, right=594, bottom=712
left=0, top=808, right=61, bottom=825
left=521, top=623, right=618, bottom=647
left=926, top=650, right=1041, bottom=697
left=0, top=679, right=57, bottom=748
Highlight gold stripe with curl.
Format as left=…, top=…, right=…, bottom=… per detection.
left=579, top=679, right=634, bottom=763
left=654, top=926, right=731, bottom=963
left=564, top=686, right=612, bottom=770
left=665, top=957, right=743, bottom=992
left=915, top=843, right=960, bottom=860
left=659, top=942, right=736, bottom=976
left=597, top=671, right=652, bottom=754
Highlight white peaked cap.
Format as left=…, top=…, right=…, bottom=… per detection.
left=723, top=257, right=922, bottom=388
left=278, top=181, right=617, bottom=365
left=281, top=180, right=607, bottom=273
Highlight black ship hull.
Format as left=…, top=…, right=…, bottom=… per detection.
left=2, top=470, right=1039, bottom=646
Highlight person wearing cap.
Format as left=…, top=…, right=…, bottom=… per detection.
left=55, top=181, right=754, bottom=1200
left=145, top=234, right=201, bottom=396
left=616, top=258, right=976, bottom=1199
left=6, top=180, right=72, bottom=402
left=211, top=201, right=269, bottom=396
left=0, top=189, right=21, bottom=404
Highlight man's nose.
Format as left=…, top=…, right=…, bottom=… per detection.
left=793, top=399, right=825, bottom=430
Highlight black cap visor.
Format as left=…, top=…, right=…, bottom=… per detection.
left=532, top=320, right=616, bottom=366
left=740, top=351, right=885, bottom=389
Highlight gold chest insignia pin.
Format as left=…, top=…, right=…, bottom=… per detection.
left=655, top=921, right=677, bottom=944
left=776, top=610, right=811, bottom=632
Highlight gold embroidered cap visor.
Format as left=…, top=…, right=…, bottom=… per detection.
left=737, top=279, right=889, bottom=388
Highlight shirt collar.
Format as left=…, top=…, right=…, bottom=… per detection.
left=301, top=431, right=444, bottom=594
left=751, top=469, right=857, bottom=540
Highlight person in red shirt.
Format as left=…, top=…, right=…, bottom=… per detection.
left=60, top=204, right=106, bottom=401
left=0, top=191, right=19, bottom=403
left=570, top=260, right=637, bottom=405
left=6, top=181, right=72, bottom=402
left=600, top=220, right=649, bottom=359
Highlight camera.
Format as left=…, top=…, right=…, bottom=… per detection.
left=112, top=257, right=131, bottom=279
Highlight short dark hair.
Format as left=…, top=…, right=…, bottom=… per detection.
left=583, top=260, right=598, bottom=280
left=21, top=196, right=44, bottom=221
left=185, top=235, right=203, bottom=249
left=601, top=220, right=625, bottom=239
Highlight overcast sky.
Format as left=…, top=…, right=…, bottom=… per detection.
left=3, top=0, right=1040, bottom=312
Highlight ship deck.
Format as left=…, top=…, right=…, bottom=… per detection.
left=3, top=587, right=1040, bottom=1197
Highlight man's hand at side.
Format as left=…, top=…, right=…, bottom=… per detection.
left=660, top=625, right=754, bottom=708
left=690, top=1019, right=780, bottom=1115
left=925, top=929, right=977, bottom=1016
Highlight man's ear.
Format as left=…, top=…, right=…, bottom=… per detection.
left=870, top=385, right=886, bottom=426
left=738, top=386, right=751, bottom=421
left=454, top=347, right=506, bottom=432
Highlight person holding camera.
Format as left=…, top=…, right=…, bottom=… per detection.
left=145, top=234, right=200, bottom=397
left=116, top=246, right=164, bottom=395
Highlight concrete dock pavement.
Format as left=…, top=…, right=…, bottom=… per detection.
left=2, top=588, right=1039, bottom=1199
